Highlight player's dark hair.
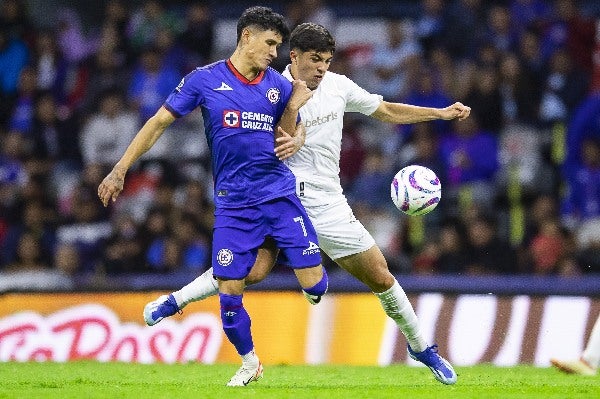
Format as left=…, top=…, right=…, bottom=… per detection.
left=289, top=23, right=336, bottom=54
left=236, top=6, right=289, bottom=43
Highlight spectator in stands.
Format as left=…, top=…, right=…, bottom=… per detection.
left=464, top=66, right=504, bottom=134
left=82, top=47, right=130, bottom=115
left=80, top=88, right=138, bottom=169
left=56, top=7, right=96, bottom=65
left=4, top=230, right=49, bottom=272
left=483, top=5, right=519, bottom=54
left=542, top=0, right=595, bottom=73
left=170, top=213, right=210, bottom=272
left=179, top=1, right=214, bottom=67
left=370, top=19, right=422, bottom=101
left=127, top=45, right=180, bottom=123
left=1, top=200, right=55, bottom=268
left=414, top=0, right=445, bottom=54
left=30, top=91, right=81, bottom=173
left=442, top=0, right=487, bottom=60
left=127, top=0, right=183, bottom=54
left=348, top=147, right=395, bottom=211
left=564, top=92, right=600, bottom=175
left=0, top=24, right=29, bottom=99
left=32, top=30, right=68, bottom=101
left=465, top=213, right=519, bottom=274
left=154, top=27, right=187, bottom=76
left=297, top=0, right=337, bottom=32
left=56, top=180, right=112, bottom=273
left=509, top=0, right=553, bottom=38
left=402, top=66, right=452, bottom=137
left=102, top=213, right=144, bottom=274
left=8, top=66, right=37, bottom=135
left=0, top=131, right=29, bottom=193
left=440, top=112, right=499, bottom=212
left=436, top=219, right=469, bottom=274
left=338, top=116, right=367, bottom=190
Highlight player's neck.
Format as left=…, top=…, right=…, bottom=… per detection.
left=229, top=51, right=261, bottom=81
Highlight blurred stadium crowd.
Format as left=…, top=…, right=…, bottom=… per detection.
left=1, top=0, right=600, bottom=290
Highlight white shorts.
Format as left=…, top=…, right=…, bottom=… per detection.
left=300, top=193, right=375, bottom=261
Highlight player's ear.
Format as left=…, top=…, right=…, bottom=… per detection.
left=241, top=27, right=252, bottom=44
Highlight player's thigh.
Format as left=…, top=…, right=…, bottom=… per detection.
left=266, top=195, right=322, bottom=268
left=212, top=211, right=265, bottom=280
left=310, top=199, right=375, bottom=261
left=246, top=237, right=278, bottom=285
left=336, top=245, right=394, bottom=292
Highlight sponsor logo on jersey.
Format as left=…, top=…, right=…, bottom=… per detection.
left=304, top=111, right=338, bottom=127
left=175, top=77, right=185, bottom=92
left=241, top=111, right=274, bottom=131
left=223, top=110, right=240, bottom=127
left=217, top=248, right=234, bottom=266
left=266, top=88, right=280, bottom=104
left=214, top=82, right=233, bottom=91
left=303, top=241, right=320, bottom=256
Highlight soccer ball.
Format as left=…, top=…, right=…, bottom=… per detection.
left=390, top=165, right=441, bottom=216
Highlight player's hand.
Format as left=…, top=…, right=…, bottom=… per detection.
left=97, top=166, right=127, bottom=207
left=275, top=126, right=302, bottom=160
left=289, top=79, right=314, bottom=110
left=441, top=102, right=471, bottom=121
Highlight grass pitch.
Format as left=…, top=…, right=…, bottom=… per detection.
left=0, top=362, right=598, bottom=399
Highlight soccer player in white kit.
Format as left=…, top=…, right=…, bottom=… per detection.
left=144, top=22, right=471, bottom=385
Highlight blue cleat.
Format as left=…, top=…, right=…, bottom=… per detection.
left=408, top=344, right=457, bottom=385
left=143, top=294, right=181, bottom=326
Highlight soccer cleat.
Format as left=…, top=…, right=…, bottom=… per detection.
left=408, top=344, right=457, bottom=385
left=550, top=358, right=597, bottom=376
left=302, top=290, right=322, bottom=305
left=226, top=362, right=264, bottom=386
left=143, top=294, right=181, bottom=326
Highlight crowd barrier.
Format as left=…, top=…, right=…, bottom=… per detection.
left=1, top=281, right=598, bottom=367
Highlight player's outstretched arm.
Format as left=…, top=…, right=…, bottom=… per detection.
left=370, top=101, right=471, bottom=124
left=97, top=106, right=175, bottom=207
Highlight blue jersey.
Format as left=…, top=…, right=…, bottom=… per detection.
left=164, top=60, right=297, bottom=209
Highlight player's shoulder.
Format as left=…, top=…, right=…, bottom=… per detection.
left=321, top=71, right=361, bottom=91
left=194, top=59, right=227, bottom=75
left=324, top=71, right=354, bottom=85
left=265, top=66, right=292, bottom=85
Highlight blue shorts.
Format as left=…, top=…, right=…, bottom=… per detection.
left=212, top=194, right=322, bottom=280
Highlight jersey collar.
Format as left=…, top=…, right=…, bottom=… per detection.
left=226, top=59, right=265, bottom=85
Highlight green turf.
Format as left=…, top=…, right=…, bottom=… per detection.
left=0, top=362, right=598, bottom=399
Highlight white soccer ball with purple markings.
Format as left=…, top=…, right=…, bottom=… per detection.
left=390, top=165, right=441, bottom=216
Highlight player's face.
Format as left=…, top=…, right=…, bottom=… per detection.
left=291, top=50, right=333, bottom=90
left=245, top=28, right=283, bottom=71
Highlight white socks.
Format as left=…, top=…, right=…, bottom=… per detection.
left=374, top=279, right=427, bottom=353
left=583, top=315, right=600, bottom=368
left=242, top=348, right=259, bottom=366
left=172, top=267, right=219, bottom=309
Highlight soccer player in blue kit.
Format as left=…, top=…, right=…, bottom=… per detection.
left=97, top=6, right=327, bottom=387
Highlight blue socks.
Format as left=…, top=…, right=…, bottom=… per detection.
left=219, top=293, right=254, bottom=356
left=303, top=267, right=328, bottom=296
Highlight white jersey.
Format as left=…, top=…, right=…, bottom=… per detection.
left=282, top=66, right=382, bottom=207
left=282, top=66, right=382, bottom=260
